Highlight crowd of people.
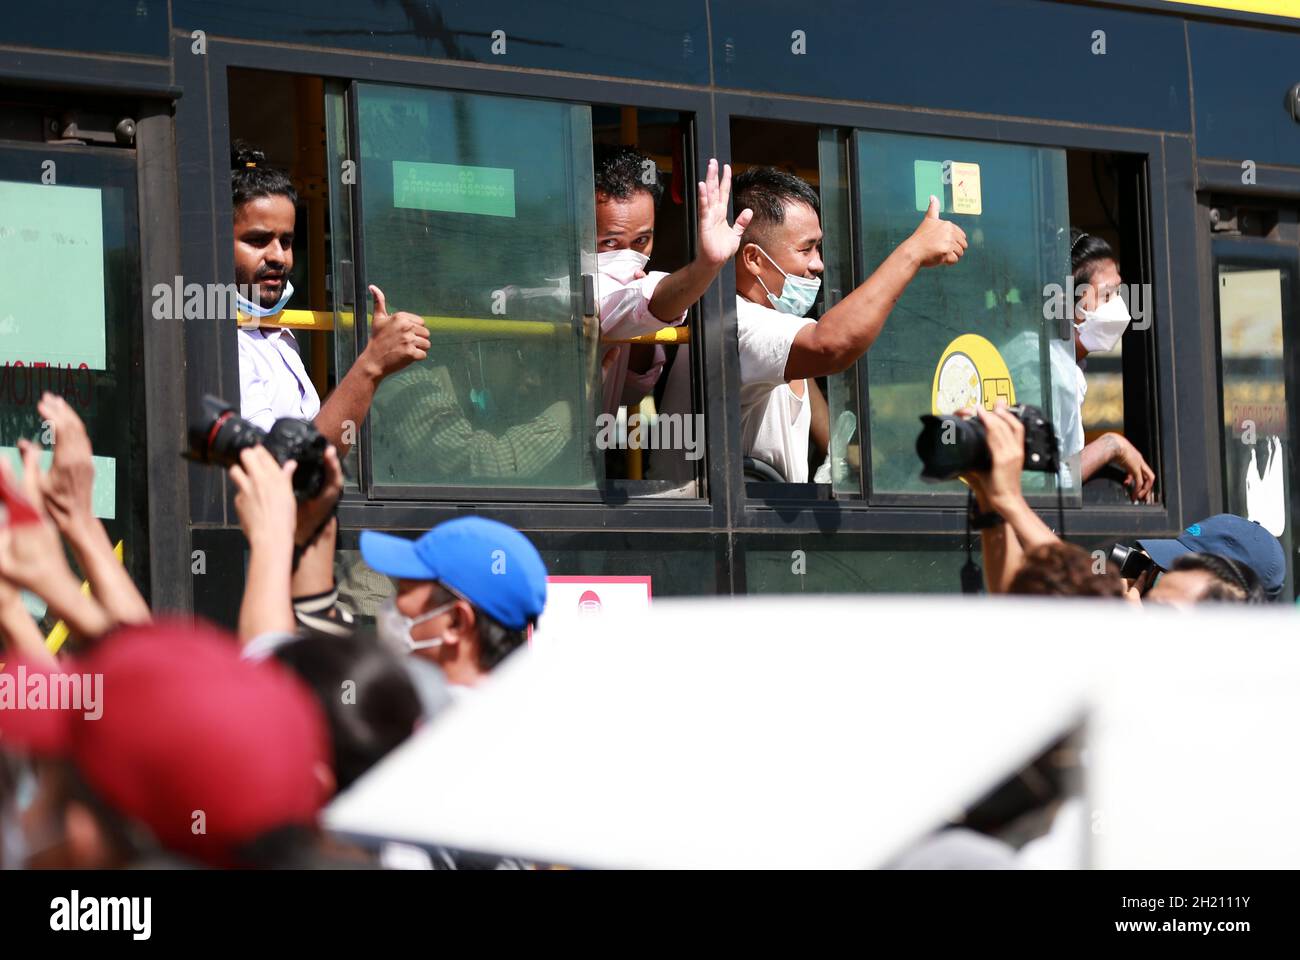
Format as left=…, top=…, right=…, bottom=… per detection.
left=0, top=142, right=1288, bottom=872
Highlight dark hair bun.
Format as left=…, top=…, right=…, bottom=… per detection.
left=230, top=140, right=297, bottom=208
left=231, top=139, right=266, bottom=171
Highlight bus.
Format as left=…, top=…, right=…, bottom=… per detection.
left=1, top=0, right=1298, bottom=630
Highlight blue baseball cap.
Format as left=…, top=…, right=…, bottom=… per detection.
left=1138, top=514, right=1285, bottom=599
left=360, top=517, right=548, bottom=630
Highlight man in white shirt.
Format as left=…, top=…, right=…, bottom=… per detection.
left=731, top=168, right=969, bottom=482
left=231, top=142, right=430, bottom=453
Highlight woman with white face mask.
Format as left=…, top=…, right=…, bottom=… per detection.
left=1068, top=229, right=1156, bottom=503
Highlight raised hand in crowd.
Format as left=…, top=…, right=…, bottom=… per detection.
left=962, top=402, right=1062, bottom=594
left=290, top=443, right=345, bottom=608
left=231, top=441, right=346, bottom=645
left=230, top=445, right=299, bottom=643
left=27, top=391, right=151, bottom=626
left=0, top=457, right=114, bottom=644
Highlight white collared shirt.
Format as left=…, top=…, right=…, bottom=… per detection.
left=238, top=327, right=321, bottom=430
left=596, top=270, right=685, bottom=417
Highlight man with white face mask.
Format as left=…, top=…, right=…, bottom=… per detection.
left=732, top=168, right=968, bottom=482
left=360, top=516, right=548, bottom=702
left=1066, top=230, right=1156, bottom=502
left=593, top=145, right=752, bottom=416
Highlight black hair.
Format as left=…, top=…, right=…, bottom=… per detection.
left=1173, top=552, right=1266, bottom=604
left=231, top=139, right=298, bottom=210
left=430, top=583, right=528, bottom=672
left=733, top=166, right=820, bottom=248
left=1009, top=541, right=1126, bottom=599
left=593, top=143, right=663, bottom=204
left=1069, top=227, right=1116, bottom=286
left=273, top=630, right=421, bottom=792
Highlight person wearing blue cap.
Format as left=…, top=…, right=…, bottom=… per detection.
left=360, top=517, right=549, bottom=696
left=1133, top=514, right=1286, bottom=602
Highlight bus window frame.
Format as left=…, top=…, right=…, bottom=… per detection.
left=712, top=91, right=1188, bottom=544
left=189, top=37, right=730, bottom=533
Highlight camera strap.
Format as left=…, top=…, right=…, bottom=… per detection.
left=961, top=489, right=984, bottom=595
left=1047, top=422, right=1066, bottom=541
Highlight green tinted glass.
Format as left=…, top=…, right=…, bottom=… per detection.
left=356, top=84, right=598, bottom=490
left=853, top=131, right=1074, bottom=499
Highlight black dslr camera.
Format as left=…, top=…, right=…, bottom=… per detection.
left=186, top=394, right=328, bottom=501
left=915, top=404, right=1058, bottom=482
left=1108, top=542, right=1157, bottom=580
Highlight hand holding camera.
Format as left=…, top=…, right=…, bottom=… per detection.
left=969, top=403, right=1029, bottom=511
left=188, top=394, right=330, bottom=502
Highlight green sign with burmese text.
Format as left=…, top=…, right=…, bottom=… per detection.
left=392, top=160, right=516, bottom=218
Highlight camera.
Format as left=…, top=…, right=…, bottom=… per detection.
left=186, top=394, right=329, bottom=501
left=1109, top=542, right=1157, bottom=580
left=915, top=404, right=1058, bottom=482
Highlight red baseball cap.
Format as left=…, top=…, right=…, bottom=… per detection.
left=0, top=619, right=329, bottom=867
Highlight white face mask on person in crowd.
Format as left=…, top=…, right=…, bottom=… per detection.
left=754, top=245, right=821, bottom=317
left=597, top=249, right=650, bottom=285
left=1076, top=294, right=1131, bottom=353
left=376, top=596, right=457, bottom=654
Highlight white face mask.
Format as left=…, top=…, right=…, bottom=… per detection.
left=597, top=249, right=650, bottom=285
left=376, top=596, right=456, bottom=654
left=1076, top=295, right=1131, bottom=353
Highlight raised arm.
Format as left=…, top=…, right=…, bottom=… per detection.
left=647, top=159, right=753, bottom=323
left=229, top=446, right=299, bottom=644
left=0, top=458, right=113, bottom=643
left=963, top=404, right=1061, bottom=593
left=31, top=393, right=150, bottom=625
left=784, top=196, right=967, bottom=381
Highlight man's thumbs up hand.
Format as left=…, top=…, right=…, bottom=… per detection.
left=908, top=195, right=968, bottom=267
left=362, top=283, right=431, bottom=380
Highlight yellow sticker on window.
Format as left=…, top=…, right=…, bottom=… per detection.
left=931, top=334, right=1014, bottom=416
left=950, top=161, right=982, bottom=216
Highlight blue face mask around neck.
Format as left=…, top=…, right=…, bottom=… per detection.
left=237, top=279, right=294, bottom=320
left=754, top=245, right=821, bottom=317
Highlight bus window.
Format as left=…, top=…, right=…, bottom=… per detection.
left=227, top=69, right=350, bottom=474
left=592, top=106, right=704, bottom=495
left=1214, top=244, right=1297, bottom=597
left=351, top=83, right=597, bottom=494
left=728, top=117, right=856, bottom=493
left=851, top=129, right=1075, bottom=504
left=1065, top=150, right=1160, bottom=506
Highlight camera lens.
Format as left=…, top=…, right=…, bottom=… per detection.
left=186, top=394, right=267, bottom=467
left=916, top=413, right=991, bottom=482
left=1109, top=542, right=1155, bottom=580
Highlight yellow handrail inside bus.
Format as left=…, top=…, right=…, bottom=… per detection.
left=239, top=309, right=690, bottom=345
